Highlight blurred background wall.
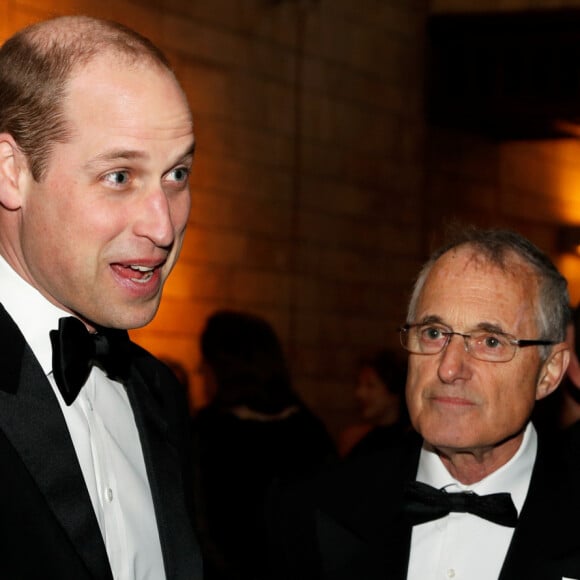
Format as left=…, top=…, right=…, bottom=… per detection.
left=4, top=0, right=580, bottom=439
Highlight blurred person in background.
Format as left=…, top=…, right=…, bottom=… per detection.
left=339, top=348, right=409, bottom=459
left=191, top=309, right=336, bottom=580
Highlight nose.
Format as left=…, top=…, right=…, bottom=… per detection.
left=437, top=333, right=471, bottom=383
left=133, top=187, right=176, bottom=248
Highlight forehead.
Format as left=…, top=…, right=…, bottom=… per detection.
left=63, top=53, right=193, bottom=146
left=417, top=247, right=540, bottom=334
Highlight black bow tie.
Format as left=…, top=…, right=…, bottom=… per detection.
left=402, top=480, right=518, bottom=528
left=50, top=316, right=130, bottom=405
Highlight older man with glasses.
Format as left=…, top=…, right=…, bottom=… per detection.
left=268, top=227, right=580, bottom=580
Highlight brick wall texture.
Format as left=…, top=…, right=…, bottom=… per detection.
left=5, top=0, right=580, bottom=439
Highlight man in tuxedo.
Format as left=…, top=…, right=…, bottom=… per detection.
left=0, top=15, right=201, bottom=579
left=268, top=228, right=580, bottom=579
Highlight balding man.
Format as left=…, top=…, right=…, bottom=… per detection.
left=0, top=15, right=200, bottom=579
left=269, top=228, right=580, bottom=580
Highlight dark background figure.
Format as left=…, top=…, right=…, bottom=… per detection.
left=339, top=348, right=409, bottom=459
left=191, top=309, right=336, bottom=580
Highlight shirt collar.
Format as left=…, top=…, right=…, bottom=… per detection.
left=416, top=422, right=537, bottom=515
left=0, top=254, right=71, bottom=375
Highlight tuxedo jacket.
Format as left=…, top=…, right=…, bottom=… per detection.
left=267, top=428, right=580, bottom=580
left=0, top=305, right=202, bottom=579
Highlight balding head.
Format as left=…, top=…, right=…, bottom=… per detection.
left=0, top=15, right=175, bottom=180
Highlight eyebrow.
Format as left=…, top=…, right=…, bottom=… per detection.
left=417, top=316, right=510, bottom=335
left=173, top=141, right=196, bottom=165
left=472, top=322, right=509, bottom=335
left=84, top=140, right=196, bottom=171
left=417, top=315, right=445, bottom=325
left=84, top=150, right=147, bottom=170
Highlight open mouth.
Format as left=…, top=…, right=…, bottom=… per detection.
left=126, top=264, right=155, bottom=283
left=108, top=263, right=157, bottom=285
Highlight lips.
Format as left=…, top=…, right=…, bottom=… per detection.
left=110, top=261, right=164, bottom=290
left=424, top=387, right=478, bottom=407
left=433, top=396, right=475, bottom=406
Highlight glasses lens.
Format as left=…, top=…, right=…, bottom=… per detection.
left=402, top=324, right=448, bottom=354
left=467, top=331, right=515, bottom=362
left=401, top=325, right=517, bottom=362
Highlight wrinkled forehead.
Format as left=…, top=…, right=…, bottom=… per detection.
left=432, top=246, right=536, bottom=283
left=417, top=247, right=540, bottom=331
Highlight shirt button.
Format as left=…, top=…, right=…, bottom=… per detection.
left=105, top=487, right=114, bottom=502
left=447, top=569, right=456, bottom=578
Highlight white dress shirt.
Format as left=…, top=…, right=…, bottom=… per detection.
left=0, top=255, right=166, bottom=580
left=407, top=423, right=536, bottom=580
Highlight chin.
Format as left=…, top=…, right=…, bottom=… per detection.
left=418, top=424, right=471, bottom=451
left=101, top=307, right=158, bottom=331
left=123, top=313, right=157, bottom=330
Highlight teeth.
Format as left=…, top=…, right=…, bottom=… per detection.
left=129, top=265, right=154, bottom=272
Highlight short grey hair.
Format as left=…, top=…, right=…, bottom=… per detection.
left=407, top=227, right=570, bottom=358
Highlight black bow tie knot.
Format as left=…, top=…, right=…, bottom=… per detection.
left=402, top=480, right=518, bottom=528
left=50, top=316, right=130, bottom=405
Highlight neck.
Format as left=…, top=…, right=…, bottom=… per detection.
left=428, top=433, right=524, bottom=485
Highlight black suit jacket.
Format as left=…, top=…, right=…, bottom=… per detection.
left=268, top=429, right=580, bottom=580
left=0, top=304, right=202, bottom=579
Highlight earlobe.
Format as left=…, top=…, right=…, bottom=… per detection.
left=536, top=344, right=570, bottom=400
left=0, top=134, right=25, bottom=210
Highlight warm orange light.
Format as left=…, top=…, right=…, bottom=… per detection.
left=555, top=253, right=580, bottom=306
left=539, top=140, right=580, bottom=222
left=500, top=140, right=580, bottom=223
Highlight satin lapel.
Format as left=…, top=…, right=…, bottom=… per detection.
left=0, top=305, right=112, bottom=580
left=125, top=362, right=202, bottom=580
left=499, top=436, right=580, bottom=580
left=498, top=462, right=545, bottom=579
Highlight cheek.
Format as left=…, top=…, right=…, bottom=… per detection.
left=495, top=383, right=537, bottom=424
left=21, top=197, right=66, bottom=261
left=405, top=359, right=427, bottom=404
left=170, top=192, right=191, bottom=230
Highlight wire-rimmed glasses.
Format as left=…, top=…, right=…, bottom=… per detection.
left=399, top=323, right=557, bottom=363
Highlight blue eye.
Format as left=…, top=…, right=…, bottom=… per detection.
left=167, top=166, right=190, bottom=183
left=484, top=335, right=501, bottom=348
left=472, top=332, right=510, bottom=351
left=103, top=171, right=130, bottom=186
left=422, top=326, right=444, bottom=341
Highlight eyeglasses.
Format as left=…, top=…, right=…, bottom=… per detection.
left=399, top=323, right=557, bottom=363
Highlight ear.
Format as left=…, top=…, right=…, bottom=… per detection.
left=536, top=343, right=570, bottom=401
left=0, top=133, right=26, bottom=210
